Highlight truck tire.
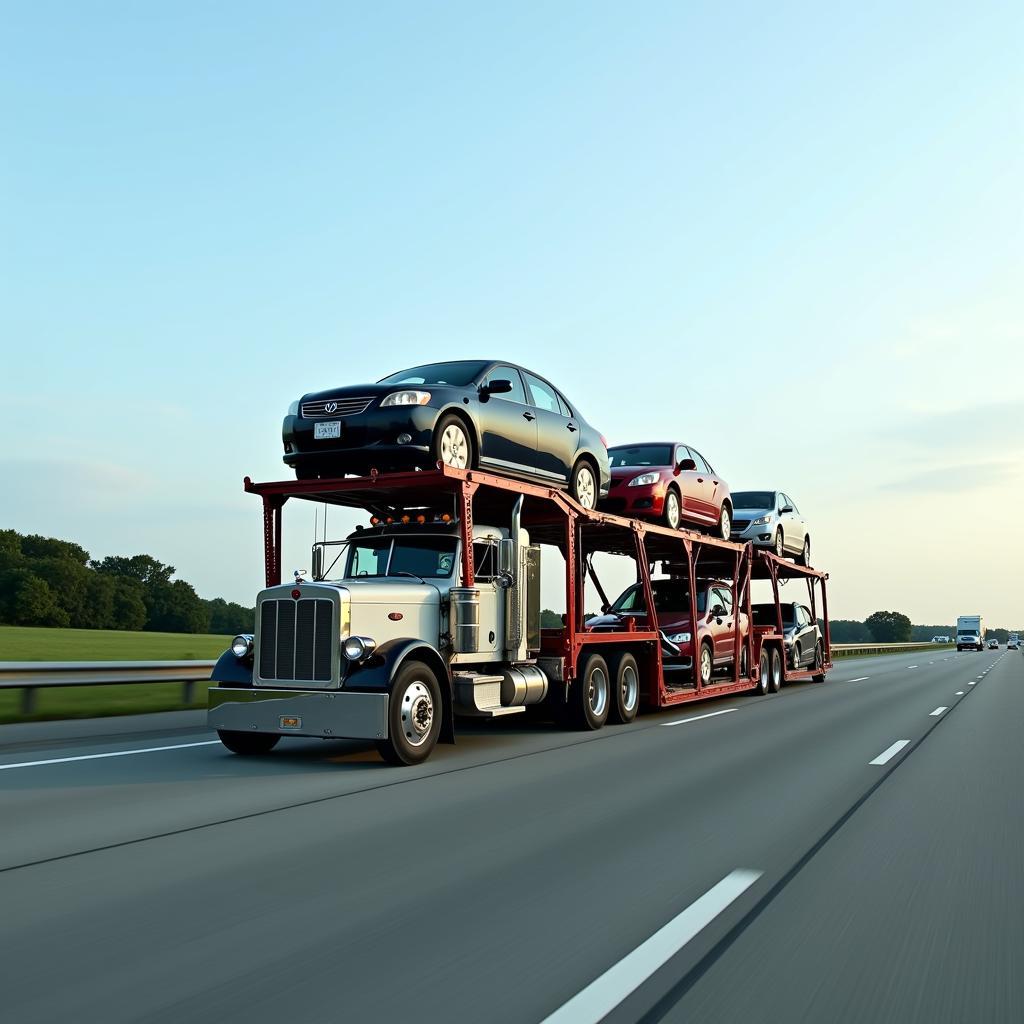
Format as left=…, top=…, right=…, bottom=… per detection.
left=572, top=653, right=611, bottom=730
left=432, top=414, right=474, bottom=471
left=811, top=641, right=826, bottom=683
left=608, top=652, right=640, bottom=724
left=217, top=730, right=281, bottom=755
left=377, top=660, right=443, bottom=765
left=756, top=648, right=770, bottom=695
left=770, top=647, right=783, bottom=692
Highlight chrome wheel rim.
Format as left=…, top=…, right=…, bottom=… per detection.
left=803, top=539, right=810, bottom=563
left=775, top=532, right=784, bottom=556
left=700, top=646, right=712, bottom=684
left=666, top=492, right=680, bottom=529
left=400, top=680, right=435, bottom=747
left=760, top=655, right=770, bottom=693
left=440, top=424, right=469, bottom=469
left=575, top=465, right=596, bottom=509
left=720, top=507, right=731, bottom=539
left=588, top=666, right=608, bottom=717
left=772, top=657, right=782, bottom=690
left=620, top=663, right=639, bottom=713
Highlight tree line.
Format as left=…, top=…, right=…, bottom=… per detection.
left=0, top=530, right=254, bottom=635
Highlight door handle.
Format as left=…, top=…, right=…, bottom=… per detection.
left=523, top=411, right=536, bottom=421
left=566, top=422, right=577, bottom=432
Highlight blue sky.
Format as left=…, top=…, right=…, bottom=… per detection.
left=2, top=2, right=1022, bottom=624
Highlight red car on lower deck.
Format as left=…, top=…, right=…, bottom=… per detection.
left=602, top=442, right=733, bottom=539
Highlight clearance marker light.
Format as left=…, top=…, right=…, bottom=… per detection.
left=416, top=515, right=426, bottom=524
left=370, top=516, right=380, bottom=526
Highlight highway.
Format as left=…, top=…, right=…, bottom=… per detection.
left=1, top=648, right=1021, bottom=1023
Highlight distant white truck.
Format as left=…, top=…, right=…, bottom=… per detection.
left=956, top=615, right=984, bottom=652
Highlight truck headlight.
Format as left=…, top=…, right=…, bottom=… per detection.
left=343, top=635, right=377, bottom=661
left=381, top=390, right=431, bottom=407
left=231, top=634, right=254, bottom=658
left=666, top=631, right=691, bottom=644
left=751, top=515, right=770, bottom=525
left=628, top=472, right=660, bottom=487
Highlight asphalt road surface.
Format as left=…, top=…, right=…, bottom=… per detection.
left=1, top=648, right=1021, bottom=1023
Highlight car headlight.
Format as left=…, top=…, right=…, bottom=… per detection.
left=231, top=634, right=254, bottom=659
left=287, top=400, right=299, bottom=416
left=343, top=635, right=377, bottom=661
left=666, top=631, right=691, bottom=644
left=381, top=390, right=431, bottom=407
left=627, top=472, right=660, bottom=487
left=751, top=515, right=770, bottom=526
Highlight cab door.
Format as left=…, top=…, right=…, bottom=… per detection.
left=477, top=366, right=538, bottom=475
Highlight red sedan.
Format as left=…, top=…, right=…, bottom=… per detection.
left=602, top=442, right=733, bottom=538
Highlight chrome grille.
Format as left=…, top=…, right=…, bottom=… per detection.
left=257, top=597, right=335, bottom=684
left=301, top=397, right=374, bottom=418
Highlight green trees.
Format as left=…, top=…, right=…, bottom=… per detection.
left=0, top=530, right=252, bottom=634
left=865, top=609, right=913, bottom=643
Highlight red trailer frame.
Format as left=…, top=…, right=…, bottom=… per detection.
left=243, top=465, right=831, bottom=708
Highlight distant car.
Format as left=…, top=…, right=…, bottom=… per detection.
left=931, top=635, right=952, bottom=643
left=587, top=576, right=749, bottom=685
left=987, top=638, right=999, bottom=649
left=282, top=360, right=610, bottom=508
left=730, top=490, right=811, bottom=565
left=752, top=601, right=824, bottom=673
left=1008, top=635, right=1020, bottom=650
left=602, top=442, right=733, bottom=539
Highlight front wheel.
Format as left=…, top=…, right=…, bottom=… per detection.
left=377, top=661, right=443, bottom=765
left=717, top=504, right=732, bottom=540
left=432, top=414, right=474, bottom=471
left=698, top=641, right=714, bottom=687
left=774, top=529, right=785, bottom=558
left=570, top=460, right=598, bottom=509
left=663, top=489, right=681, bottom=530
left=797, top=536, right=811, bottom=566
left=218, top=730, right=281, bottom=755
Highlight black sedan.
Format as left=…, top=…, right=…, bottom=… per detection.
left=282, top=359, right=610, bottom=508
left=752, top=601, right=824, bottom=673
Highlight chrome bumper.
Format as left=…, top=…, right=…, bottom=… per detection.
left=208, top=686, right=389, bottom=740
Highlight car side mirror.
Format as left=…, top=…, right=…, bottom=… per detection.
left=710, top=604, right=726, bottom=618
left=677, top=458, right=696, bottom=472
left=780, top=505, right=794, bottom=514
left=483, top=379, right=513, bottom=396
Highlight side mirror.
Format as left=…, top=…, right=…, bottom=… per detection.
left=495, top=570, right=514, bottom=590
left=311, top=545, right=324, bottom=581
left=710, top=604, right=726, bottom=618
left=483, top=379, right=513, bottom=396
left=780, top=505, right=794, bottom=514
left=677, top=458, right=696, bottom=473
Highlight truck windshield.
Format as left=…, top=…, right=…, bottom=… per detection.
left=345, top=536, right=458, bottom=579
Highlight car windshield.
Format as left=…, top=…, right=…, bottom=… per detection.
left=344, top=536, right=458, bottom=579
left=378, top=360, right=488, bottom=387
left=608, top=445, right=672, bottom=468
left=611, top=579, right=705, bottom=614
left=732, top=491, right=776, bottom=510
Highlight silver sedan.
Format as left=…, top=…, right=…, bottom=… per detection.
left=730, top=490, right=811, bottom=565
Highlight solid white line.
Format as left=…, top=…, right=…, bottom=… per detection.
left=869, top=740, right=910, bottom=765
left=847, top=676, right=869, bottom=683
left=539, top=869, right=762, bottom=1024
left=0, top=740, right=221, bottom=771
left=662, top=708, right=738, bottom=728
left=929, top=707, right=948, bottom=716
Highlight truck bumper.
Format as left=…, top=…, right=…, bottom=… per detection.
left=208, top=686, right=389, bottom=740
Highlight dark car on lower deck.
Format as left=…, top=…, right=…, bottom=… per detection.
left=282, top=359, right=610, bottom=508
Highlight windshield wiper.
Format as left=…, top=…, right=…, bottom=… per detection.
left=392, top=571, right=427, bottom=584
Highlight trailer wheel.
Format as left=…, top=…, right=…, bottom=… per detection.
left=756, top=648, right=770, bottom=695
left=608, top=652, right=640, bottom=724
left=698, top=641, right=714, bottom=686
left=217, top=730, right=281, bottom=755
left=770, top=647, right=783, bottom=692
left=432, top=414, right=475, bottom=471
left=573, top=653, right=611, bottom=729
left=798, top=535, right=811, bottom=566
left=377, top=661, right=443, bottom=765
left=664, top=489, right=681, bottom=530
left=811, top=641, right=826, bottom=683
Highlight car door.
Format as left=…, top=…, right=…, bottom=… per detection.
left=778, top=493, right=801, bottom=555
left=688, top=448, right=720, bottom=524
left=679, top=446, right=710, bottom=523
left=476, top=366, right=538, bottom=475
left=709, top=585, right=734, bottom=664
left=795, top=604, right=814, bottom=665
left=521, top=370, right=579, bottom=485
left=786, top=495, right=808, bottom=555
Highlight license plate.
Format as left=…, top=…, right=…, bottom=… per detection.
left=314, top=421, right=341, bottom=440
left=279, top=716, right=302, bottom=729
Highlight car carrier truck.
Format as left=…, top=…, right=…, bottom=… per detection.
left=208, top=466, right=832, bottom=764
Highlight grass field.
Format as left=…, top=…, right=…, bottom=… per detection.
left=0, top=625, right=232, bottom=724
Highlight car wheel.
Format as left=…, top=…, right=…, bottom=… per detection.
left=811, top=641, right=826, bottom=683
left=774, top=529, right=785, bottom=557
left=570, top=460, right=598, bottom=510
left=718, top=504, right=731, bottom=540
left=798, top=536, right=810, bottom=566
left=432, top=415, right=474, bottom=471
left=572, top=653, right=611, bottom=729
left=608, top=652, right=640, bottom=724
left=664, top=488, right=681, bottom=530
left=294, top=466, right=318, bottom=481
left=376, top=661, right=443, bottom=765
left=698, top=640, right=714, bottom=687
left=770, top=647, right=783, bottom=692
left=217, top=730, right=280, bottom=755
left=739, top=645, right=749, bottom=681
left=757, top=647, right=770, bottom=695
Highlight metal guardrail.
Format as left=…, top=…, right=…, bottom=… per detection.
left=0, top=661, right=216, bottom=715
left=830, top=642, right=954, bottom=658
